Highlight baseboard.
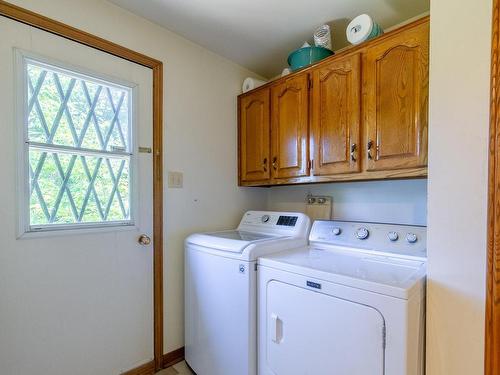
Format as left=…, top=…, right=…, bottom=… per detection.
left=121, top=360, right=155, bottom=375
left=162, top=347, right=185, bottom=368
left=121, top=347, right=184, bottom=374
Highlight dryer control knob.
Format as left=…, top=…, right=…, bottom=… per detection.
left=406, top=233, right=418, bottom=243
left=261, top=215, right=270, bottom=223
left=356, top=227, right=369, bottom=240
left=332, top=227, right=342, bottom=235
left=388, top=231, right=399, bottom=241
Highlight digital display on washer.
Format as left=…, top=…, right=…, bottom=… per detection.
left=277, top=215, right=298, bottom=226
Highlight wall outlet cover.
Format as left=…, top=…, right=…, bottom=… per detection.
left=305, top=195, right=332, bottom=220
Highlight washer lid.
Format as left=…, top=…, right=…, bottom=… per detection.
left=259, top=246, right=426, bottom=299
left=186, top=230, right=287, bottom=253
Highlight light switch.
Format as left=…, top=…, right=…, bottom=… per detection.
left=168, top=171, right=183, bottom=188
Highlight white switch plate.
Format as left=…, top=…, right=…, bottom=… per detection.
left=168, top=171, right=183, bottom=188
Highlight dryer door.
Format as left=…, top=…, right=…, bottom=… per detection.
left=266, top=280, right=385, bottom=375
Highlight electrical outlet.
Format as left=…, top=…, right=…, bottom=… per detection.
left=168, top=171, right=183, bottom=188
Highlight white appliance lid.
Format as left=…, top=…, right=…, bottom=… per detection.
left=260, top=246, right=426, bottom=299
left=206, top=230, right=277, bottom=241
left=186, top=230, right=287, bottom=253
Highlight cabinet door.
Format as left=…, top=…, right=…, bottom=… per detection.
left=239, top=88, right=270, bottom=182
left=271, top=75, right=309, bottom=180
left=364, top=21, right=429, bottom=171
left=311, top=54, right=361, bottom=175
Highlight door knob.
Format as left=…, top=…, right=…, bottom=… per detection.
left=138, top=234, right=151, bottom=245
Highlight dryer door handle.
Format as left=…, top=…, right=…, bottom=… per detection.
left=271, top=313, right=283, bottom=344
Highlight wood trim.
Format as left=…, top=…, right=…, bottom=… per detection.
left=0, top=1, right=161, bottom=68
left=122, top=347, right=184, bottom=375
left=237, top=95, right=242, bottom=185
left=487, top=0, right=500, bottom=373
left=162, top=347, right=185, bottom=369
left=122, top=361, right=155, bottom=375
left=152, top=63, right=164, bottom=371
left=240, top=167, right=427, bottom=187
left=0, top=1, right=165, bottom=371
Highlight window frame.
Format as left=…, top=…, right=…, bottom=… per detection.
left=15, top=49, right=139, bottom=236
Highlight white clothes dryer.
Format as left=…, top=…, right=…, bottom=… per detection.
left=258, top=220, right=426, bottom=375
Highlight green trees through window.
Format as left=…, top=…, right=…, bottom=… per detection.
left=25, top=61, right=132, bottom=227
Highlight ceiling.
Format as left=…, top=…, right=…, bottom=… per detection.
left=109, top=0, right=430, bottom=78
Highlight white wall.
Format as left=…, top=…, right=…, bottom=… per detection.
left=426, top=0, right=491, bottom=373
left=7, top=0, right=268, bottom=356
left=267, top=179, right=428, bottom=225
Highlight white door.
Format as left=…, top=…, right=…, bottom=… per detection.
left=266, top=280, right=385, bottom=375
left=0, top=17, right=154, bottom=375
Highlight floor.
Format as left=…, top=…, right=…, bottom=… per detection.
left=157, top=361, right=194, bottom=375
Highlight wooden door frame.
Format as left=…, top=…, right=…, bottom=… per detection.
left=0, top=1, right=165, bottom=372
left=488, top=0, right=500, bottom=373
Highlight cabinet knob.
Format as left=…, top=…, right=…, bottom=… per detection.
left=350, top=143, right=357, bottom=162
left=367, top=140, right=374, bottom=160
left=272, top=157, right=278, bottom=170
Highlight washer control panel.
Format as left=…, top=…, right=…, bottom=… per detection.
left=238, top=211, right=311, bottom=235
left=276, top=215, right=299, bottom=227
left=309, top=220, right=427, bottom=259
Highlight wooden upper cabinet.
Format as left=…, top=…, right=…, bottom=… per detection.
left=311, top=53, right=361, bottom=175
left=363, top=21, right=429, bottom=171
left=271, top=74, right=309, bottom=179
left=237, top=17, right=429, bottom=186
left=239, top=88, right=270, bottom=182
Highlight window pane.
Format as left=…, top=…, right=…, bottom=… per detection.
left=29, top=149, right=131, bottom=226
left=25, top=58, right=134, bottom=229
left=26, top=62, right=131, bottom=152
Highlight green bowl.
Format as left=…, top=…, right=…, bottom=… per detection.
left=287, top=46, right=334, bottom=71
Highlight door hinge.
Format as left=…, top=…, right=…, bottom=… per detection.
left=308, top=77, right=313, bottom=89
left=254, top=263, right=258, bottom=271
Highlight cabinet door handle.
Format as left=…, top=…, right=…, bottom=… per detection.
left=272, top=157, right=278, bottom=170
left=367, top=140, right=374, bottom=160
left=262, top=158, right=268, bottom=172
left=350, top=143, right=357, bottom=162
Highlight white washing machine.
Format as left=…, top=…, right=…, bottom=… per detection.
left=258, top=220, right=426, bottom=375
left=185, top=211, right=310, bottom=375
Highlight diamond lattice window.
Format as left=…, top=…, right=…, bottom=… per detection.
left=23, top=59, right=133, bottom=230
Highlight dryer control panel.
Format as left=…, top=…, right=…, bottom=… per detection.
left=310, top=220, right=427, bottom=259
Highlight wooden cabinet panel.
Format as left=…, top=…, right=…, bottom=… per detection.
left=239, top=88, right=270, bottom=182
left=271, top=75, right=309, bottom=179
left=237, top=17, right=429, bottom=187
left=311, top=54, right=361, bottom=175
left=364, top=21, right=429, bottom=171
